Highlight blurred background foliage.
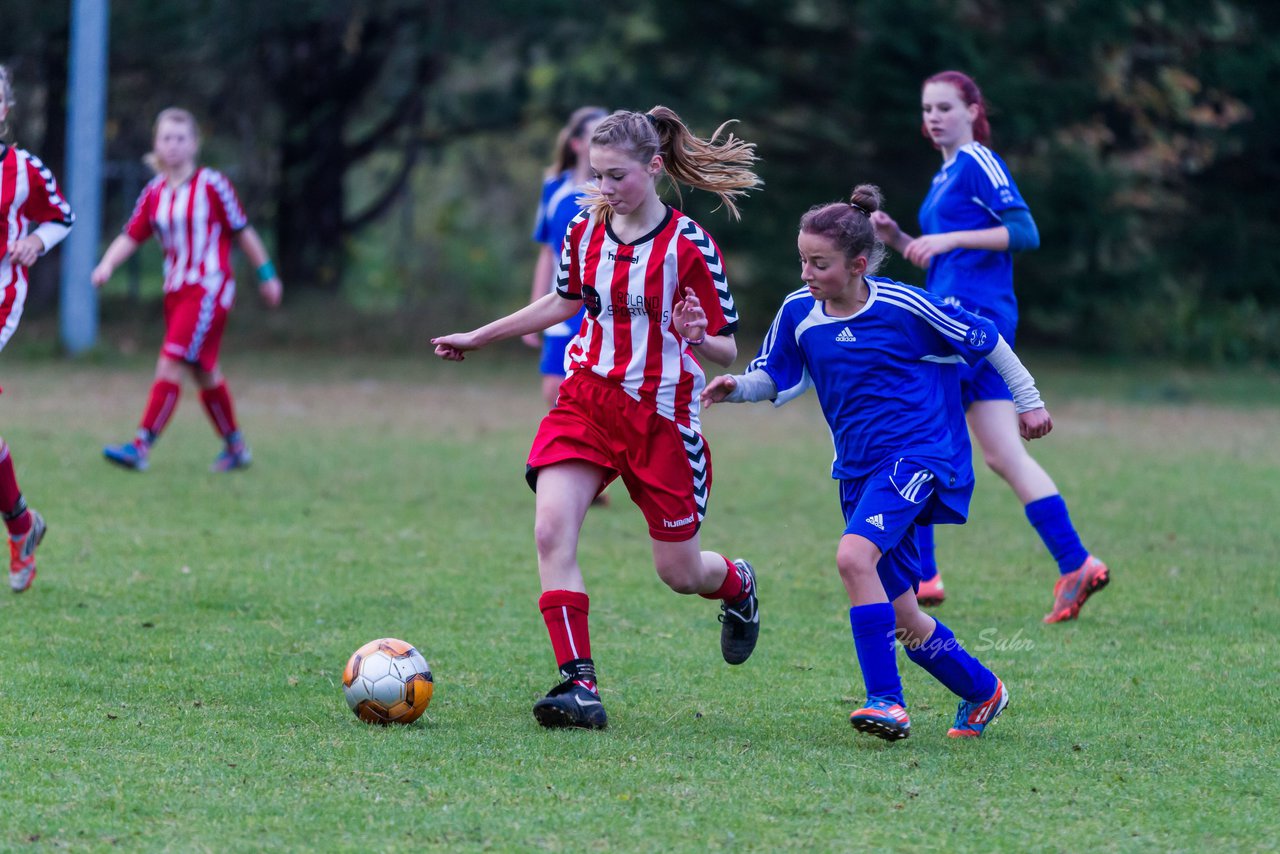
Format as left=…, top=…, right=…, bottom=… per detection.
left=2, top=0, right=1276, bottom=362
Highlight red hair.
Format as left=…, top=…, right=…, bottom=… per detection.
left=922, top=70, right=990, bottom=146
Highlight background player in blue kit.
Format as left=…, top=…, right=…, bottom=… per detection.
left=703, top=185, right=1052, bottom=740
left=872, top=70, right=1109, bottom=623
left=523, top=106, right=608, bottom=408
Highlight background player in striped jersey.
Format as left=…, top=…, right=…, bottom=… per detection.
left=92, top=108, right=282, bottom=473
left=0, top=64, right=73, bottom=592
left=433, top=106, right=762, bottom=729
left=703, top=185, right=1050, bottom=739
left=872, top=70, right=1109, bottom=623
left=524, top=106, right=607, bottom=408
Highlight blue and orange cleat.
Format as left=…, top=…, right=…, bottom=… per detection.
left=849, top=697, right=911, bottom=741
left=211, top=434, right=252, bottom=472
left=1043, top=556, right=1110, bottom=624
left=103, top=441, right=149, bottom=472
left=948, top=678, right=1009, bottom=738
left=916, top=573, right=945, bottom=607
left=9, top=509, right=46, bottom=593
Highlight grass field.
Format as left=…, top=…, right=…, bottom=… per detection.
left=1, top=345, right=1278, bottom=852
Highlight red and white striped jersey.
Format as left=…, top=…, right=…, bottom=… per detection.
left=125, top=167, right=248, bottom=305
left=0, top=144, right=75, bottom=349
left=556, top=206, right=739, bottom=431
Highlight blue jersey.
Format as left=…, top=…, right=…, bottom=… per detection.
left=749, top=277, right=999, bottom=524
left=533, top=170, right=590, bottom=338
left=918, top=142, right=1028, bottom=340
left=533, top=170, right=589, bottom=253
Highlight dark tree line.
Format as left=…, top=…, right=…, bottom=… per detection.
left=2, top=0, right=1277, bottom=360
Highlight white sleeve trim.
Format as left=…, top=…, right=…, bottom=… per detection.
left=32, top=222, right=72, bottom=254
left=723, top=369, right=778, bottom=403
left=986, top=336, right=1044, bottom=413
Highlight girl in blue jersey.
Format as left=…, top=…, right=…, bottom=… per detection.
left=524, top=106, right=608, bottom=407
left=703, top=185, right=1051, bottom=740
left=871, top=70, right=1109, bottom=624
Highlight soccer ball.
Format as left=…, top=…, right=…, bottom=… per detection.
left=342, top=638, right=434, bottom=725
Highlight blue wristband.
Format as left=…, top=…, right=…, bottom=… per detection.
left=257, top=261, right=277, bottom=282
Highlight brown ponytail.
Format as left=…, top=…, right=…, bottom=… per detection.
left=583, top=106, right=761, bottom=221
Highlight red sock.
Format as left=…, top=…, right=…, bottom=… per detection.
left=539, top=590, right=592, bottom=682
left=139, top=380, right=182, bottom=442
left=700, top=554, right=747, bottom=602
left=0, top=442, right=31, bottom=536
left=199, top=383, right=239, bottom=440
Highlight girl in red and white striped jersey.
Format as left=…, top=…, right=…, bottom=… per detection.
left=0, top=64, right=74, bottom=592
left=433, top=106, right=762, bottom=729
left=92, top=108, right=282, bottom=473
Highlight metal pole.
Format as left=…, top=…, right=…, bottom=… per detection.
left=59, top=0, right=109, bottom=355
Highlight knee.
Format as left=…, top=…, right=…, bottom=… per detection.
left=836, top=550, right=876, bottom=588
left=532, top=515, right=570, bottom=561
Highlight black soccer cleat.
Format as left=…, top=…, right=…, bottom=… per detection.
left=532, top=680, right=608, bottom=730
left=719, top=559, right=759, bottom=665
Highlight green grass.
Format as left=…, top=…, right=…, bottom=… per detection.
left=0, top=349, right=1277, bottom=852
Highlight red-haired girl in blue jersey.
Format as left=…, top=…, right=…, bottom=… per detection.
left=0, top=64, right=73, bottom=592
left=705, top=185, right=1050, bottom=739
left=872, top=70, right=1109, bottom=623
left=92, top=108, right=282, bottom=473
left=434, top=107, right=762, bottom=730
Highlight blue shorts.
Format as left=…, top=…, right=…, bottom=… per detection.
left=958, top=358, right=1013, bottom=409
left=539, top=305, right=588, bottom=377
left=840, top=457, right=940, bottom=600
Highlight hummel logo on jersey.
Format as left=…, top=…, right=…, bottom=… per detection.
left=835, top=327, right=857, bottom=343
left=865, top=514, right=885, bottom=530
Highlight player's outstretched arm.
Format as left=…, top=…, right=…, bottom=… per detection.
left=432, top=292, right=578, bottom=363
left=91, top=235, right=140, bottom=287
left=701, top=375, right=739, bottom=407
left=700, top=370, right=778, bottom=408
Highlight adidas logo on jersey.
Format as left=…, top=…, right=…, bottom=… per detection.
left=835, top=327, right=857, bottom=343
left=865, top=514, right=885, bottom=530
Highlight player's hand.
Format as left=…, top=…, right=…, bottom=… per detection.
left=903, top=234, right=956, bottom=269
left=700, top=375, right=737, bottom=407
left=870, top=210, right=902, bottom=244
left=259, top=277, right=283, bottom=308
left=431, top=332, right=480, bottom=362
left=6, top=236, right=43, bottom=268
left=521, top=332, right=541, bottom=349
left=673, top=287, right=707, bottom=344
left=1019, top=407, right=1053, bottom=440
left=90, top=263, right=112, bottom=287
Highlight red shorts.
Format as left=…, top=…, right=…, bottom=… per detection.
left=161, top=286, right=230, bottom=372
left=526, top=371, right=713, bottom=542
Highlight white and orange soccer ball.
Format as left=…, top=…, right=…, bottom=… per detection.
left=342, top=638, right=434, bottom=725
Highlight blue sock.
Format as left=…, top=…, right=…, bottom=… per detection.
left=904, top=620, right=996, bottom=703
left=1025, top=495, right=1090, bottom=576
left=917, top=524, right=939, bottom=581
left=849, top=603, right=904, bottom=706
